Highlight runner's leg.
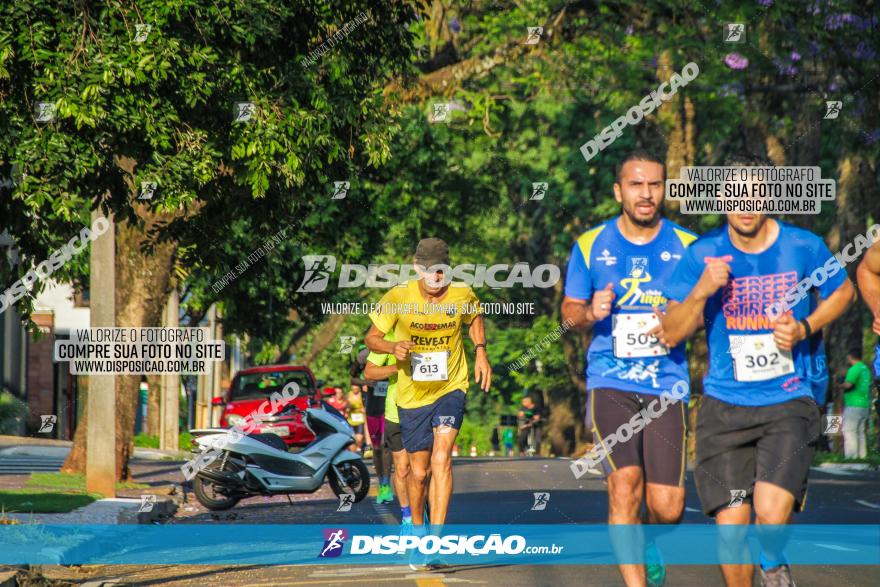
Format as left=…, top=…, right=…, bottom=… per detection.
left=608, top=466, right=646, bottom=587
left=367, top=417, right=386, bottom=480
left=407, top=450, right=430, bottom=526
left=645, top=483, right=684, bottom=524
left=429, top=425, right=457, bottom=526
left=643, top=392, right=686, bottom=523
left=715, top=505, right=753, bottom=587
left=392, top=450, right=410, bottom=508
left=753, top=481, right=794, bottom=575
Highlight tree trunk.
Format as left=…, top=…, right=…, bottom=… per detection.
left=60, top=381, right=86, bottom=474
left=146, top=373, right=162, bottom=436
left=826, top=153, right=872, bottom=413
left=302, top=313, right=348, bottom=365
left=61, top=213, right=177, bottom=480
left=561, top=332, right=589, bottom=456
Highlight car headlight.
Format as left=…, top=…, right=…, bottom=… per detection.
left=226, top=413, right=245, bottom=426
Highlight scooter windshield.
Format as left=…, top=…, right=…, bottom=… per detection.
left=321, top=400, right=348, bottom=423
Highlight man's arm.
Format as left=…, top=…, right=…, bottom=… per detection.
left=662, top=258, right=731, bottom=347
left=364, top=361, right=397, bottom=381
left=772, top=279, right=856, bottom=351
left=468, top=315, right=492, bottom=392
left=561, top=297, right=595, bottom=331
left=561, top=283, right=615, bottom=333
left=365, top=324, right=413, bottom=360
left=857, top=241, right=880, bottom=335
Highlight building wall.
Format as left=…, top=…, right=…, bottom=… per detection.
left=26, top=312, right=55, bottom=435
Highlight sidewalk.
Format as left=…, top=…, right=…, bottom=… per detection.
left=0, top=434, right=190, bottom=460
left=0, top=496, right=176, bottom=525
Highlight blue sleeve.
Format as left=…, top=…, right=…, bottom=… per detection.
left=666, top=246, right=702, bottom=302
left=810, top=237, right=847, bottom=299
left=564, top=242, right=593, bottom=300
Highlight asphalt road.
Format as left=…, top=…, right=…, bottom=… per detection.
left=39, top=456, right=880, bottom=586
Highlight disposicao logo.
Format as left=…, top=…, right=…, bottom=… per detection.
left=319, top=528, right=348, bottom=558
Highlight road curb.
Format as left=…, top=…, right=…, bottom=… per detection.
left=118, top=496, right=178, bottom=524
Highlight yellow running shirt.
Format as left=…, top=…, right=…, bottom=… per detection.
left=367, top=333, right=400, bottom=423
left=369, top=280, right=481, bottom=409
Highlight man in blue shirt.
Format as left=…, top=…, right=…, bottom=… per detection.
left=661, top=154, right=855, bottom=587
left=563, top=150, right=697, bottom=587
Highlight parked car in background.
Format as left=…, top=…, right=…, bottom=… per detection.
left=213, top=365, right=330, bottom=447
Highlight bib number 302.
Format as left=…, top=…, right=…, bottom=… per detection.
left=612, top=312, right=669, bottom=358
left=411, top=351, right=449, bottom=382
left=731, top=334, right=794, bottom=382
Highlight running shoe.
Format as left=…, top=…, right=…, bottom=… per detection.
left=760, top=564, right=796, bottom=587
left=644, top=540, right=667, bottom=587
left=399, top=518, right=414, bottom=537
left=407, top=527, right=429, bottom=570
left=377, top=484, right=393, bottom=504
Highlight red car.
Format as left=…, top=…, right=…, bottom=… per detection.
left=213, top=364, right=330, bottom=447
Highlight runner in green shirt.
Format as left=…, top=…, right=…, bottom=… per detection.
left=364, top=333, right=414, bottom=531
left=843, top=349, right=872, bottom=458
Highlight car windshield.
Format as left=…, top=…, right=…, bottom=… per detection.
left=230, top=370, right=314, bottom=401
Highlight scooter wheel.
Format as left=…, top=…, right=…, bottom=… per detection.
left=194, top=459, right=242, bottom=511
left=329, top=460, right=370, bottom=503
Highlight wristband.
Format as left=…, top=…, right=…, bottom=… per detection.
left=800, top=318, right=813, bottom=339
left=474, top=343, right=486, bottom=352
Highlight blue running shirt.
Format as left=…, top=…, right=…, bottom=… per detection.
left=666, top=221, right=847, bottom=406
left=564, top=219, right=697, bottom=397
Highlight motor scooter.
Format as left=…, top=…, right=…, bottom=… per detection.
left=190, top=402, right=369, bottom=510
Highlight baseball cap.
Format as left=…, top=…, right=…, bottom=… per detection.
left=414, top=237, right=450, bottom=268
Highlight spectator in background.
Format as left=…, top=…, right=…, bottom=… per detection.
left=327, top=387, right=349, bottom=415
left=843, top=348, right=872, bottom=459
left=502, top=426, right=515, bottom=456
left=490, top=427, right=500, bottom=455
left=517, top=396, right=541, bottom=456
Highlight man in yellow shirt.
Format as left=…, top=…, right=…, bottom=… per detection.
left=366, top=238, right=492, bottom=537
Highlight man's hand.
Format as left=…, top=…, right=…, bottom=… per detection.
left=649, top=307, right=671, bottom=347
left=694, top=256, right=732, bottom=300
left=591, top=283, right=616, bottom=321
left=393, top=341, right=414, bottom=361
left=474, top=349, right=492, bottom=392
left=772, top=313, right=805, bottom=351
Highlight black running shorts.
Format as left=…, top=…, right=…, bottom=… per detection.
left=695, top=395, right=820, bottom=517
left=589, top=387, right=687, bottom=487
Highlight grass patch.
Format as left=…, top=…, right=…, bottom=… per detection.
left=27, top=472, right=148, bottom=491
left=134, top=431, right=193, bottom=449
left=812, top=450, right=880, bottom=467
left=133, top=433, right=159, bottom=448
left=0, top=489, right=99, bottom=513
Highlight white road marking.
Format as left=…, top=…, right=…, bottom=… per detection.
left=811, top=467, right=859, bottom=476
left=854, top=499, right=880, bottom=510
left=814, top=543, right=859, bottom=552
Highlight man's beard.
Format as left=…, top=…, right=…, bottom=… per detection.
left=623, top=201, right=662, bottom=227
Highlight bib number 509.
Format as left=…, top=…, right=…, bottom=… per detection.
left=626, top=332, right=658, bottom=346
